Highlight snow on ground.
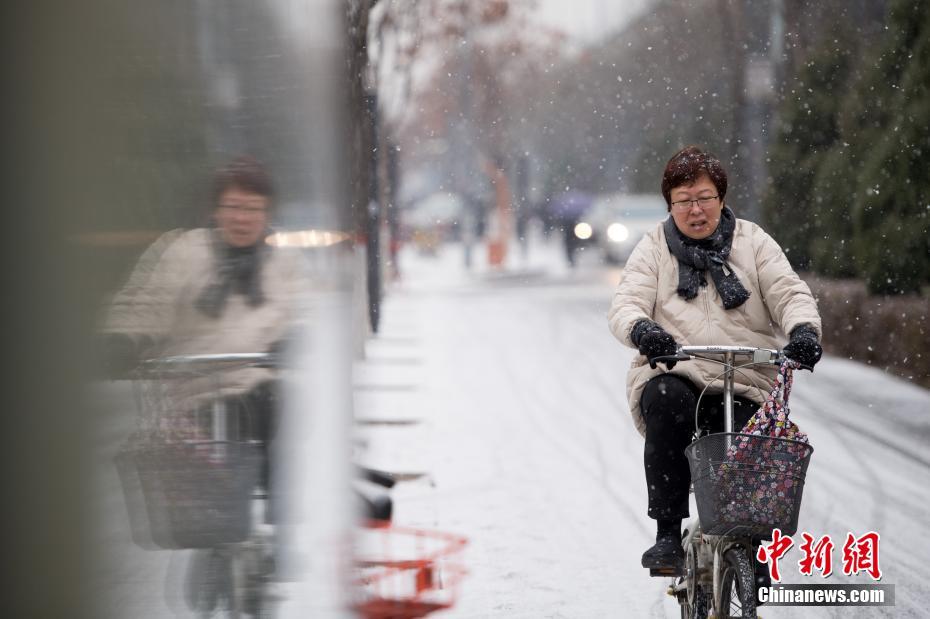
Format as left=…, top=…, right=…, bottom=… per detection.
left=355, top=238, right=930, bottom=618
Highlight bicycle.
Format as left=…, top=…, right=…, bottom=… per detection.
left=648, top=345, right=814, bottom=619
left=117, top=352, right=280, bottom=618
left=119, top=351, right=410, bottom=617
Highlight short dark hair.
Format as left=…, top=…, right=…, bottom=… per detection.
left=660, top=146, right=727, bottom=210
left=212, top=155, right=275, bottom=205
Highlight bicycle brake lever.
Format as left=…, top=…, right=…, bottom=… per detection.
left=651, top=353, right=689, bottom=370
left=778, top=353, right=813, bottom=372
left=653, top=353, right=690, bottom=363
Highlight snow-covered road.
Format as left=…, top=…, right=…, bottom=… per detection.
left=356, top=240, right=930, bottom=618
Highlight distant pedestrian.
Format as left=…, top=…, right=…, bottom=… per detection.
left=550, top=189, right=592, bottom=268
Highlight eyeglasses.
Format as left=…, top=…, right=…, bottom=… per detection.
left=219, top=204, right=267, bottom=216
left=669, top=195, right=719, bottom=212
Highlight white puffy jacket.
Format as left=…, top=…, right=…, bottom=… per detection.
left=103, top=228, right=312, bottom=401
left=608, top=217, right=821, bottom=437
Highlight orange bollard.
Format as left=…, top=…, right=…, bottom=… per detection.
left=487, top=239, right=506, bottom=266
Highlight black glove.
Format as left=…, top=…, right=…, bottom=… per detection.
left=783, top=324, right=822, bottom=370
left=99, top=333, right=140, bottom=379
left=631, top=319, right=679, bottom=370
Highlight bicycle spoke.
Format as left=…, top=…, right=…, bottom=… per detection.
left=730, top=578, right=741, bottom=613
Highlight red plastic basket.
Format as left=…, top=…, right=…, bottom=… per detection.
left=353, top=521, right=468, bottom=619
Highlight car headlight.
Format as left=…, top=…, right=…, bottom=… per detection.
left=574, top=222, right=593, bottom=240
left=607, top=222, right=629, bottom=243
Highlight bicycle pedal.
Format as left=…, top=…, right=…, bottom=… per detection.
left=649, top=567, right=683, bottom=577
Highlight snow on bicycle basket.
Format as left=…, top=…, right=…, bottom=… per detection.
left=685, top=361, right=813, bottom=537
left=353, top=521, right=468, bottom=619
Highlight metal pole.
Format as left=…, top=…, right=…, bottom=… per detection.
left=723, top=351, right=735, bottom=433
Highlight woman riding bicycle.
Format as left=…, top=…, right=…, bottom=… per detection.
left=607, top=146, right=823, bottom=572
left=102, top=156, right=311, bottom=515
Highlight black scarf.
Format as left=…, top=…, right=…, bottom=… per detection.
left=195, top=231, right=266, bottom=318
left=663, top=206, right=750, bottom=310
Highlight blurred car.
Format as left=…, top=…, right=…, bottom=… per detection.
left=577, top=193, right=667, bottom=264
left=400, top=192, right=464, bottom=254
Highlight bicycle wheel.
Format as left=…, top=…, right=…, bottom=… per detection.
left=238, top=536, right=277, bottom=619
left=680, top=544, right=710, bottom=619
left=679, top=584, right=710, bottom=619
left=185, top=548, right=225, bottom=614
left=717, top=548, right=757, bottom=618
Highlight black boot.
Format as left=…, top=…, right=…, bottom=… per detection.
left=641, top=519, right=684, bottom=569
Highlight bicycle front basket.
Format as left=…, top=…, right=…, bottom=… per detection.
left=116, top=434, right=262, bottom=549
left=685, top=433, right=813, bottom=537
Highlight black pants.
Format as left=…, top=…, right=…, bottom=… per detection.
left=641, top=374, right=757, bottom=521
left=230, top=380, right=280, bottom=522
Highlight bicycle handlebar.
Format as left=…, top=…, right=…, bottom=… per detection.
left=679, top=345, right=780, bottom=357
left=138, top=352, right=278, bottom=374
left=651, top=345, right=804, bottom=435
left=680, top=345, right=782, bottom=364
left=652, top=345, right=813, bottom=371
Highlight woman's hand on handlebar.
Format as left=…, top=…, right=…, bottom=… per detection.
left=638, top=327, right=680, bottom=370
left=783, top=325, right=822, bottom=371
left=99, top=332, right=156, bottom=379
